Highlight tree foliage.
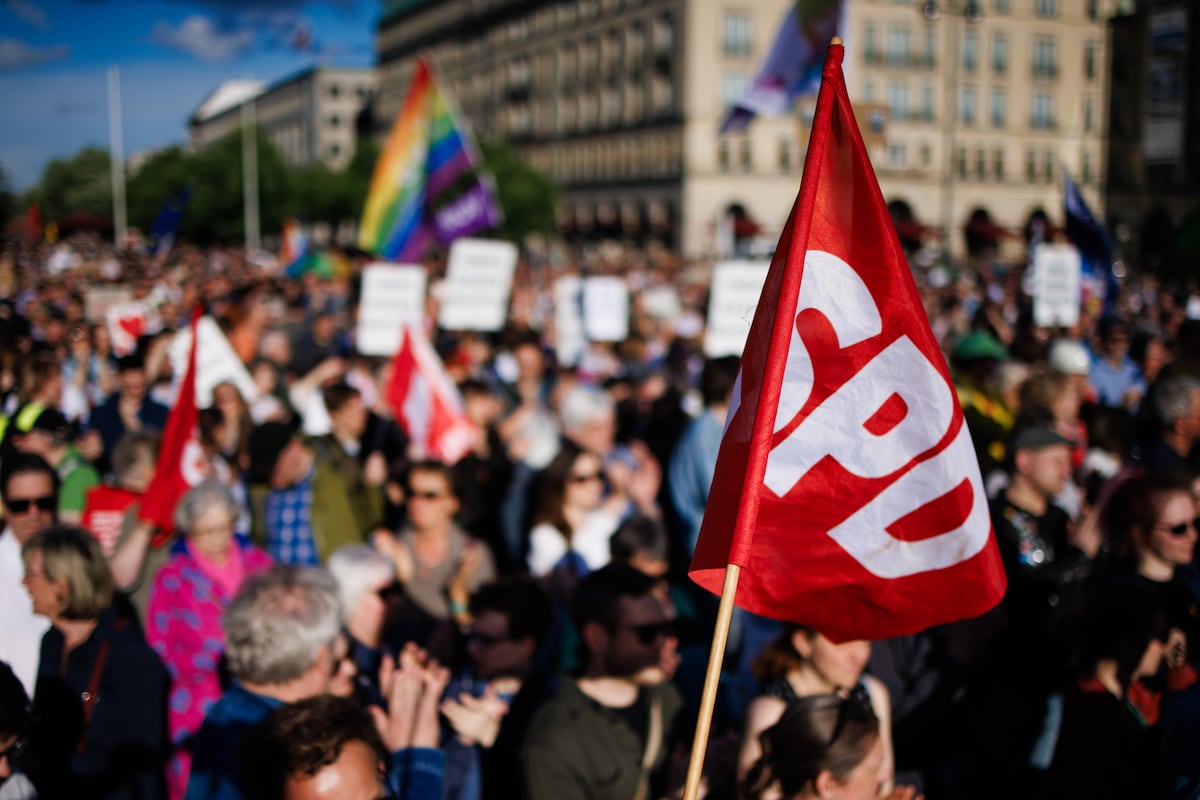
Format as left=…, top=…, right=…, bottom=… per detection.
left=29, top=147, right=112, bottom=223
left=480, top=140, right=557, bottom=243
left=0, top=162, right=15, bottom=232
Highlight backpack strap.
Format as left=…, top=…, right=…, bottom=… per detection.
left=633, top=694, right=664, bottom=800
left=77, top=617, right=128, bottom=754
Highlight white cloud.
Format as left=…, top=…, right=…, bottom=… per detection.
left=151, top=15, right=256, bottom=62
left=0, top=36, right=68, bottom=70
left=4, top=0, right=49, bottom=30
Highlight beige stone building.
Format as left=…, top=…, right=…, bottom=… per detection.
left=375, top=0, right=1114, bottom=259
left=189, top=67, right=376, bottom=171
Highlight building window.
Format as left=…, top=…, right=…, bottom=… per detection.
left=886, top=81, right=910, bottom=121
left=723, top=72, right=749, bottom=107
left=963, top=32, right=978, bottom=72
left=718, top=139, right=730, bottom=171
left=864, top=79, right=875, bottom=102
left=921, top=82, right=934, bottom=121
left=1087, top=0, right=1098, bottom=20
left=328, top=115, right=340, bottom=128
left=1034, top=0, right=1056, bottom=17
left=923, top=26, right=936, bottom=64
left=328, top=83, right=341, bottom=98
left=779, top=138, right=791, bottom=171
left=740, top=138, right=752, bottom=171
left=1026, top=150, right=1037, bottom=182
left=723, top=12, right=752, bottom=57
left=1033, top=37, right=1057, bottom=79
left=990, top=88, right=1005, bottom=127
left=865, top=22, right=877, bottom=61
left=961, top=87, right=976, bottom=126
left=1083, top=95, right=1095, bottom=133
left=1031, top=92, right=1054, bottom=129
left=887, top=26, right=911, bottom=67
left=1084, top=40, right=1096, bottom=80
left=992, top=33, right=1007, bottom=74
left=1082, top=152, right=1092, bottom=184
left=920, top=143, right=931, bottom=166
left=329, top=143, right=341, bottom=159
left=956, top=147, right=967, bottom=178
left=887, top=142, right=907, bottom=168
left=994, top=148, right=1005, bottom=180
left=994, top=0, right=1010, bottom=13
left=1043, top=151, right=1055, bottom=183
left=975, top=148, right=986, bottom=180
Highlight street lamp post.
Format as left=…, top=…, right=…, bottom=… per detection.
left=923, top=0, right=981, bottom=260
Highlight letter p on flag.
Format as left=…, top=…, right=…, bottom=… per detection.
left=690, top=42, right=1005, bottom=642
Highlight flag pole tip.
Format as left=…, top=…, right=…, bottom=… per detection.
left=830, top=35, right=844, bottom=46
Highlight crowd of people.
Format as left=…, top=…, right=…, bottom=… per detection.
left=0, top=231, right=1197, bottom=800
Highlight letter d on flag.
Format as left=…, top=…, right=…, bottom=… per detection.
left=689, top=41, right=1005, bottom=643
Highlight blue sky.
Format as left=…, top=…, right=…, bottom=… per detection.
left=0, top=0, right=378, bottom=189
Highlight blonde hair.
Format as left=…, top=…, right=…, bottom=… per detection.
left=23, top=526, right=114, bottom=620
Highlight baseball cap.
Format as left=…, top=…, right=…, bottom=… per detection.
left=27, top=407, right=72, bottom=441
left=1011, top=425, right=1075, bottom=452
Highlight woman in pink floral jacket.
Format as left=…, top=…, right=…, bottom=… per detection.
left=146, top=480, right=272, bottom=800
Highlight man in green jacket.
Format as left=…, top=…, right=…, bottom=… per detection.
left=522, top=564, right=685, bottom=800
left=247, top=422, right=370, bottom=565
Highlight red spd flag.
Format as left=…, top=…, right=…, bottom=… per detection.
left=690, top=43, right=1005, bottom=642
left=82, top=486, right=141, bottom=556
left=140, top=306, right=206, bottom=539
left=386, top=324, right=476, bottom=464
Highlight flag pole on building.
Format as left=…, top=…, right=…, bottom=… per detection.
left=682, top=34, right=1004, bottom=798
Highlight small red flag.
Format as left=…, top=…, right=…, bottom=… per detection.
left=140, top=305, right=206, bottom=541
left=689, top=43, right=1005, bottom=642
left=385, top=323, right=475, bottom=464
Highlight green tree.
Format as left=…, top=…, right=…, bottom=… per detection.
left=291, top=162, right=348, bottom=226
left=479, top=141, right=557, bottom=243
left=343, top=137, right=380, bottom=219
left=184, top=129, right=292, bottom=245
left=0, top=162, right=15, bottom=232
left=29, top=147, right=112, bottom=223
left=126, top=147, right=192, bottom=235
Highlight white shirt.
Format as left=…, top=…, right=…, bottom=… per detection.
left=527, top=508, right=622, bottom=577
left=0, top=529, right=49, bottom=698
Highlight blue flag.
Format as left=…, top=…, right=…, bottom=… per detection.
left=1062, top=170, right=1117, bottom=312
left=151, top=187, right=191, bottom=257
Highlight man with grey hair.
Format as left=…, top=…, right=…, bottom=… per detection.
left=1142, top=375, right=1200, bottom=475
left=185, top=564, right=350, bottom=799
left=327, top=544, right=398, bottom=706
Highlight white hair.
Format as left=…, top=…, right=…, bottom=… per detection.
left=327, top=545, right=396, bottom=622
left=559, top=386, right=614, bottom=430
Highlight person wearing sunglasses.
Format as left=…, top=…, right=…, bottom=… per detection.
left=738, top=625, right=893, bottom=798
left=0, top=660, right=36, bottom=800
left=1098, top=474, right=1200, bottom=718
left=0, top=454, right=60, bottom=700
left=741, top=692, right=916, bottom=800
left=522, top=564, right=683, bottom=800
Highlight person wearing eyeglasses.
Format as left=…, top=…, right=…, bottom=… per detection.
left=21, top=525, right=169, bottom=800
left=145, top=480, right=274, bottom=800
left=741, top=692, right=914, bottom=800
left=0, top=454, right=60, bottom=699
left=522, top=564, right=683, bottom=800
left=0, top=660, right=36, bottom=800
left=1097, top=474, right=1200, bottom=717
left=737, top=625, right=893, bottom=798
left=439, top=578, right=555, bottom=800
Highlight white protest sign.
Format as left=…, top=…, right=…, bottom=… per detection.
left=583, top=276, right=629, bottom=342
left=85, top=286, right=134, bottom=321
left=1032, top=244, right=1082, bottom=328
left=169, top=316, right=260, bottom=406
left=106, top=303, right=151, bottom=357
left=554, top=276, right=586, bottom=367
left=705, top=260, right=771, bottom=356
left=438, top=238, right=518, bottom=331
left=357, top=264, right=428, bottom=356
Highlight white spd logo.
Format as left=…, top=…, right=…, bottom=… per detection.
left=758, top=251, right=990, bottom=579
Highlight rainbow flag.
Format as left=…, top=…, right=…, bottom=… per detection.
left=280, top=218, right=311, bottom=277
left=358, top=57, right=501, bottom=261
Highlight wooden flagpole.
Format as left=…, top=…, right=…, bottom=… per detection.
left=682, top=563, right=741, bottom=800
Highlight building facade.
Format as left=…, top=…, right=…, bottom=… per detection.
left=189, top=67, right=377, bottom=171
left=376, top=0, right=1113, bottom=259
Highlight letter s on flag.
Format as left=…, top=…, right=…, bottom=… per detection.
left=689, top=41, right=1006, bottom=642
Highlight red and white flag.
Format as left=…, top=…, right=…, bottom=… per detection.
left=386, top=323, right=475, bottom=464
left=690, top=42, right=1005, bottom=642
left=140, top=305, right=206, bottom=538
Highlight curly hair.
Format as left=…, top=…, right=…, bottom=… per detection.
left=241, top=695, right=388, bottom=800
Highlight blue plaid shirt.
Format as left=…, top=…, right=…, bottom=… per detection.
left=264, top=467, right=318, bottom=565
